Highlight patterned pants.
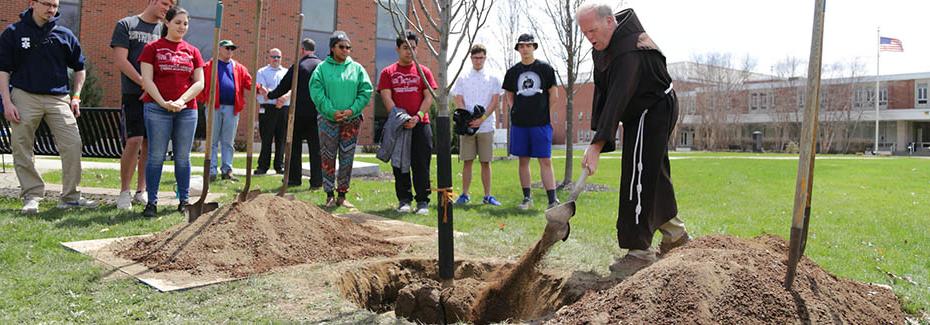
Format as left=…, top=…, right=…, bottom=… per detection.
left=318, top=115, right=361, bottom=193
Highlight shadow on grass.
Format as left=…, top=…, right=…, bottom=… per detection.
left=53, top=207, right=153, bottom=228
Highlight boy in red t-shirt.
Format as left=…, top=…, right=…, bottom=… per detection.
left=377, top=31, right=438, bottom=215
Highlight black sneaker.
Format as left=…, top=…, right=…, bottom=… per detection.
left=254, top=169, right=268, bottom=175
left=143, top=203, right=157, bottom=218
left=177, top=200, right=189, bottom=213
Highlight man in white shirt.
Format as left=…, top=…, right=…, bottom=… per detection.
left=452, top=44, right=502, bottom=206
left=254, top=48, right=289, bottom=175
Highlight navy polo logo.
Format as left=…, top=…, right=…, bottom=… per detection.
left=20, top=37, right=30, bottom=49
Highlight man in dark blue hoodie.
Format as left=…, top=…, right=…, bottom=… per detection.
left=0, top=0, right=96, bottom=214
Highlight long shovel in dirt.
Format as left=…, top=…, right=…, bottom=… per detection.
left=186, top=1, right=224, bottom=222
left=276, top=13, right=304, bottom=200
left=237, top=0, right=263, bottom=202
left=543, top=168, right=589, bottom=244
left=785, top=0, right=825, bottom=289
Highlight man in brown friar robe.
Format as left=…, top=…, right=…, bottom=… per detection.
left=577, top=4, right=691, bottom=276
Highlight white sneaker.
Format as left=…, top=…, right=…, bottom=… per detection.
left=22, top=198, right=40, bottom=214
left=132, top=191, right=147, bottom=205
left=397, top=202, right=412, bottom=213
left=415, top=202, right=429, bottom=215
left=518, top=197, right=533, bottom=210
left=58, top=197, right=99, bottom=209
left=116, top=191, right=132, bottom=210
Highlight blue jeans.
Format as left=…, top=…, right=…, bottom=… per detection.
left=210, top=104, right=239, bottom=176
left=144, top=103, right=198, bottom=204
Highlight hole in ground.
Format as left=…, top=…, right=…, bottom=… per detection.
left=338, top=258, right=584, bottom=324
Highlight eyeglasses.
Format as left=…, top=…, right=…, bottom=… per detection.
left=471, top=56, right=486, bottom=60
left=270, top=55, right=282, bottom=59
left=337, top=45, right=352, bottom=50
left=35, top=0, right=59, bottom=9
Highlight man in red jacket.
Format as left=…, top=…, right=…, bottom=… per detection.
left=199, top=39, right=252, bottom=181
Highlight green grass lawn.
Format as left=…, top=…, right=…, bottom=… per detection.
left=1, top=153, right=927, bottom=322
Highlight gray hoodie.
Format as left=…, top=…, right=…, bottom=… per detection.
left=377, top=107, right=413, bottom=172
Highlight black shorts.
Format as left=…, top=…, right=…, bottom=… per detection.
left=121, top=94, right=146, bottom=139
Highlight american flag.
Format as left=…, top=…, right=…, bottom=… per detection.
left=880, top=37, right=904, bottom=52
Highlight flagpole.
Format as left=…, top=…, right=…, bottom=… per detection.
left=874, top=27, right=880, bottom=154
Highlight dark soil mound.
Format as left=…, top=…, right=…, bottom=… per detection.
left=549, top=235, right=905, bottom=324
left=117, top=194, right=400, bottom=277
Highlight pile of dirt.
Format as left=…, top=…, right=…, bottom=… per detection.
left=117, top=194, right=401, bottom=277
left=549, top=235, right=906, bottom=324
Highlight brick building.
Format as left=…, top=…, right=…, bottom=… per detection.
left=0, top=0, right=438, bottom=146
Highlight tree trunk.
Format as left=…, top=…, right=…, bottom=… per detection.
left=562, top=84, right=575, bottom=188
left=435, top=0, right=454, bottom=281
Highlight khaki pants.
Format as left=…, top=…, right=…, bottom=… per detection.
left=10, top=88, right=82, bottom=202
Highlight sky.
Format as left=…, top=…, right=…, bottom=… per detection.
left=469, top=0, right=929, bottom=79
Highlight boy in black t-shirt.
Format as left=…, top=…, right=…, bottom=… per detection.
left=503, top=33, right=559, bottom=210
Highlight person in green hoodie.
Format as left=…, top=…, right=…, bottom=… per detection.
left=309, top=31, right=373, bottom=209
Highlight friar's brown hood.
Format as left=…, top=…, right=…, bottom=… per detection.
left=593, top=8, right=661, bottom=72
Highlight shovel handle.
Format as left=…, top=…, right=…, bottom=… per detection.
left=568, top=169, right=588, bottom=202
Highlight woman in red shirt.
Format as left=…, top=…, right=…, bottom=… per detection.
left=138, top=6, right=205, bottom=218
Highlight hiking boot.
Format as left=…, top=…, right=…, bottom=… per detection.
left=58, top=198, right=98, bottom=209
left=336, top=196, right=356, bottom=210
left=142, top=203, right=157, bottom=218
left=177, top=200, right=189, bottom=213
left=133, top=191, right=147, bottom=205
left=455, top=194, right=470, bottom=205
left=21, top=197, right=40, bottom=215
left=518, top=197, right=533, bottom=210
left=547, top=198, right=562, bottom=210
left=609, top=252, right=657, bottom=276
left=324, top=196, right=338, bottom=208
left=482, top=195, right=502, bottom=206
left=397, top=201, right=412, bottom=213
left=116, top=190, right=133, bottom=210
left=415, top=202, right=429, bottom=215
left=659, top=232, right=692, bottom=255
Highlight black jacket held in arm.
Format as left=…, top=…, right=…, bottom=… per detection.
left=590, top=8, right=674, bottom=153
left=268, top=54, right=321, bottom=117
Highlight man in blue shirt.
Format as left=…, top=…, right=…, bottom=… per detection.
left=0, top=0, right=98, bottom=214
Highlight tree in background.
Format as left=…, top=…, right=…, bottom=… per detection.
left=376, top=0, right=495, bottom=279
left=525, top=0, right=616, bottom=187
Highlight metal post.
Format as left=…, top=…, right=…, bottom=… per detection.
left=874, top=27, right=880, bottom=154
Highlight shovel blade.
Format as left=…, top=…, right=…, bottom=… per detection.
left=186, top=201, right=219, bottom=223
left=545, top=201, right=576, bottom=224
left=238, top=190, right=262, bottom=202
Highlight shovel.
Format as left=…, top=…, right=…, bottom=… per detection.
left=276, top=13, right=303, bottom=200
left=544, top=168, right=589, bottom=242
left=237, top=0, right=263, bottom=202
left=186, top=1, right=224, bottom=222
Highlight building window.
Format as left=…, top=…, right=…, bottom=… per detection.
left=181, top=0, right=217, bottom=59
left=797, top=91, right=805, bottom=109
left=578, top=112, right=583, bottom=121
left=58, top=0, right=81, bottom=35
left=917, top=82, right=928, bottom=106
left=750, top=91, right=773, bottom=110
left=302, top=0, right=336, bottom=58
left=855, top=86, right=888, bottom=109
